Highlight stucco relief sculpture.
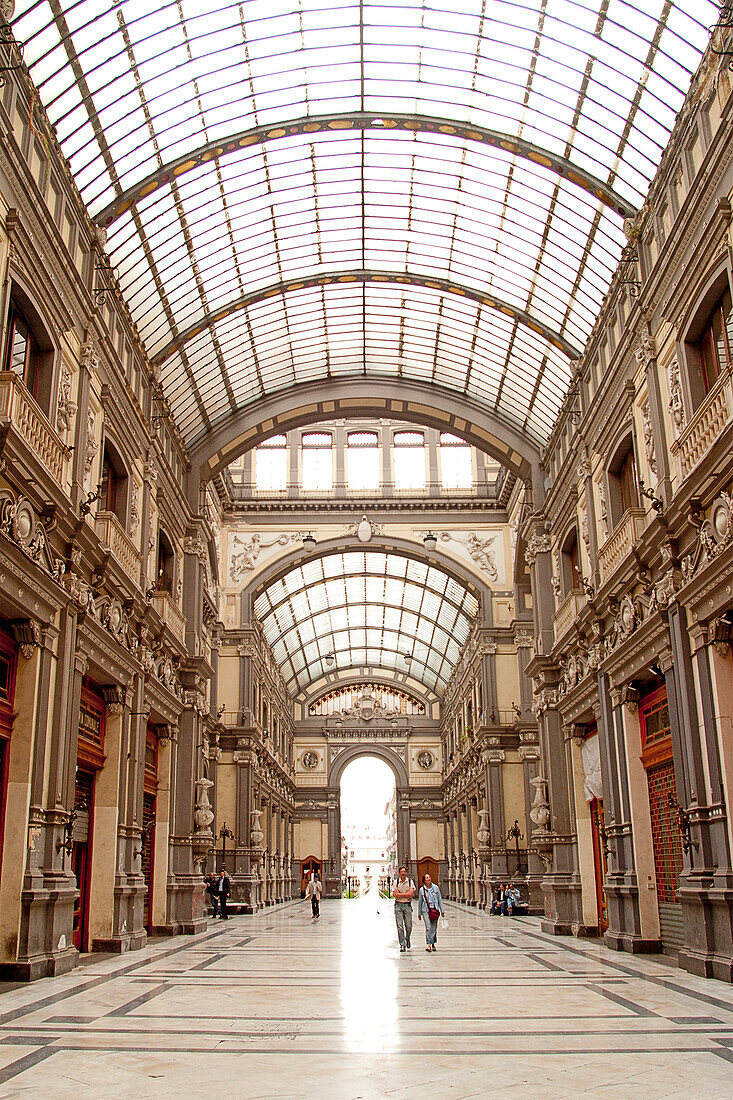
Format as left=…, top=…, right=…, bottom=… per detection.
left=84, top=410, right=99, bottom=481
left=416, top=749, right=434, bottom=770
left=641, top=401, right=657, bottom=477
left=301, top=750, right=319, bottom=769
left=465, top=533, right=499, bottom=581
left=56, top=365, right=76, bottom=435
left=667, top=359, right=686, bottom=437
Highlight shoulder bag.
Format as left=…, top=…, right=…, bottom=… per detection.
left=422, top=886, right=440, bottom=922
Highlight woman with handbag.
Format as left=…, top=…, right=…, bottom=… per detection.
left=417, top=873, right=445, bottom=952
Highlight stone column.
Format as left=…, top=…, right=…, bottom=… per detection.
left=514, top=630, right=534, bottom=717
left=165, top=527, right=210, bottom=934
left=7, top=624, right=76, bottom=981
left=484, top=747, right=507, bottom=888
left=665, top=607, right=733, bottom=980
left=518, top=737, right=544, bottom=914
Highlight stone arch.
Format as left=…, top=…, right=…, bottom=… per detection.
left=188, top=378, right=545, bottom=506
left=330, top=743, right=408, bottom=789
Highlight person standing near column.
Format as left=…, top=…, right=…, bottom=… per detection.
left=393, top=865, right=416, bottom=952
left=218, top=867, right=231, bottom=919
left=417, top=873, right=445, bottom=952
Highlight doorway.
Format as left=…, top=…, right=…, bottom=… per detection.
left=339, top=757, right=396, bottom=895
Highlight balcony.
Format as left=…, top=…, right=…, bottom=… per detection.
left=0, top=372, right=69, bottom=487
left=150, top=589, right=187, bottom=645
left=671, top=370, right=732, bottom=481
left=598, top=508, right=647, bottom=586
left=95, top=511, right=141, bottom=579
left=553, top=589, right=586, bottom=642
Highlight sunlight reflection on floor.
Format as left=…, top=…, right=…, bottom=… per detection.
left=339, top=884, right=401, bottom=1053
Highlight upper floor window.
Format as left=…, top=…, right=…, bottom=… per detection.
left=560, top=528, right=580, bottom=595
left=156, top=530, right=175, bottom=594
left=3, top=303, right=41, bottom=400
left=393, top=431, right=426, bottom=492
left=301, top=432, right=333, bottom=493
left=347, top=431, right=379, bottom=493
left=608, top=438, right=638, bottom=528
left=698, top=288, right=732, bottom=396
left=255, top=434, right=287, bottom=492
left=439, top=432, right=472, bottom=489
left=100, top=442, right=128, bottom=524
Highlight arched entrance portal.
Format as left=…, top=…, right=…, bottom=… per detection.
left=340, top=757, right=396, bottom=896
left=323, top=745, right=410, bottom=898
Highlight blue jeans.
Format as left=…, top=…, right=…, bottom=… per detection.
left=424, top=916, right=438, bottom=945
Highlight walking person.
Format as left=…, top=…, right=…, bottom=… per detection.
left=417, top=873, right=445, bottom=952
left=205, top=871, right=219, bottom=917
left=305, top=872, right=322, bottom=918
left=217, top=867, right=231, bottom=919
left=393, top=865, right=416, bottom=952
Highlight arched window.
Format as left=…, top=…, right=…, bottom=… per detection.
left=393, top=431, right=426, bottom=492
left=156, top=530, right=175, bottom=594
left=255, top=434, right=287, bottom=492
left=301, top=432, right=332, bottom=493
left=607, top=437, right=639, bottom=528
left=697, top=288, right=732, bottom=397
left=99, top=441, right=128, bottom=525
left=347, top=431, right=379, bottom=493
left=561, top=527, right=581, bottom=595
left=3, top=294, right=53, bottom=413
left=439, top=432, right=473, bottom=490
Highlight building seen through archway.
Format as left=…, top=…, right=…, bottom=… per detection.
left=340, top=756, right=396, bottom=893
left=0, top=0, right=730, bottom=994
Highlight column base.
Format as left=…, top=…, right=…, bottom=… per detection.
left=603, top=930, right=661, bottom=954
left=91, top=932, right=147, bottom=954
left=678, top=948, right=733, bottom=983
left=0, top=946, right=78, bottom=982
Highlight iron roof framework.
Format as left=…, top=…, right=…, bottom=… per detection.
left=15, top=0, right=715, bottom=448
left=253, top=550, right=480, bottom=695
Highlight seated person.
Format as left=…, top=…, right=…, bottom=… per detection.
left=506, top=883, right=521, bottom=914
left=490, top=885, right=506, bottom=915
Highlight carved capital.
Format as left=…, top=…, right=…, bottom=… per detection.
left=524, top=531, right=551, bottom=566
left=101, top=684, right=127, bottom=716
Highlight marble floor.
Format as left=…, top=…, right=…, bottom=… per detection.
left=1, top=895, right=732, bottom=1099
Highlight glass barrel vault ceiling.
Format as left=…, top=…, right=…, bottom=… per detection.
left=253, top=551, right=479, bottom=694
left=15, top=0, right=716, bottom=446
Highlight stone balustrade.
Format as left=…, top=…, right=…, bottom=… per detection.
left=671, top=370, right=732, bottom=481
left=95, top=511, right=141, bottom=579
left=553, top=588, right=586, bottom=642
left=598, top=508, right=646, bottom=586
left=151, top=590, right=187, bottom=645
left=0, top=372, right=68, bottom=487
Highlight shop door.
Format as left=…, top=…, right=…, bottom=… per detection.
left=647, top=758, right=685, bottom=951
left=640, top=686, right=684, bottom=955
left=142, top=728, right=158, bottom=932
left=589, top=798, right=608, bottom=934
left=300, top=856, right=321, bottom=897
left=417, top=856, right=440, bottom=887
left=72, top=769, right=95, bottom=952
left=141, top=793, right=156, bottom=930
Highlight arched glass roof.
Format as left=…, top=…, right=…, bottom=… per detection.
left=15, top=0, right=716, bottom=446
left=253, top=550, right=479, bottom=694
